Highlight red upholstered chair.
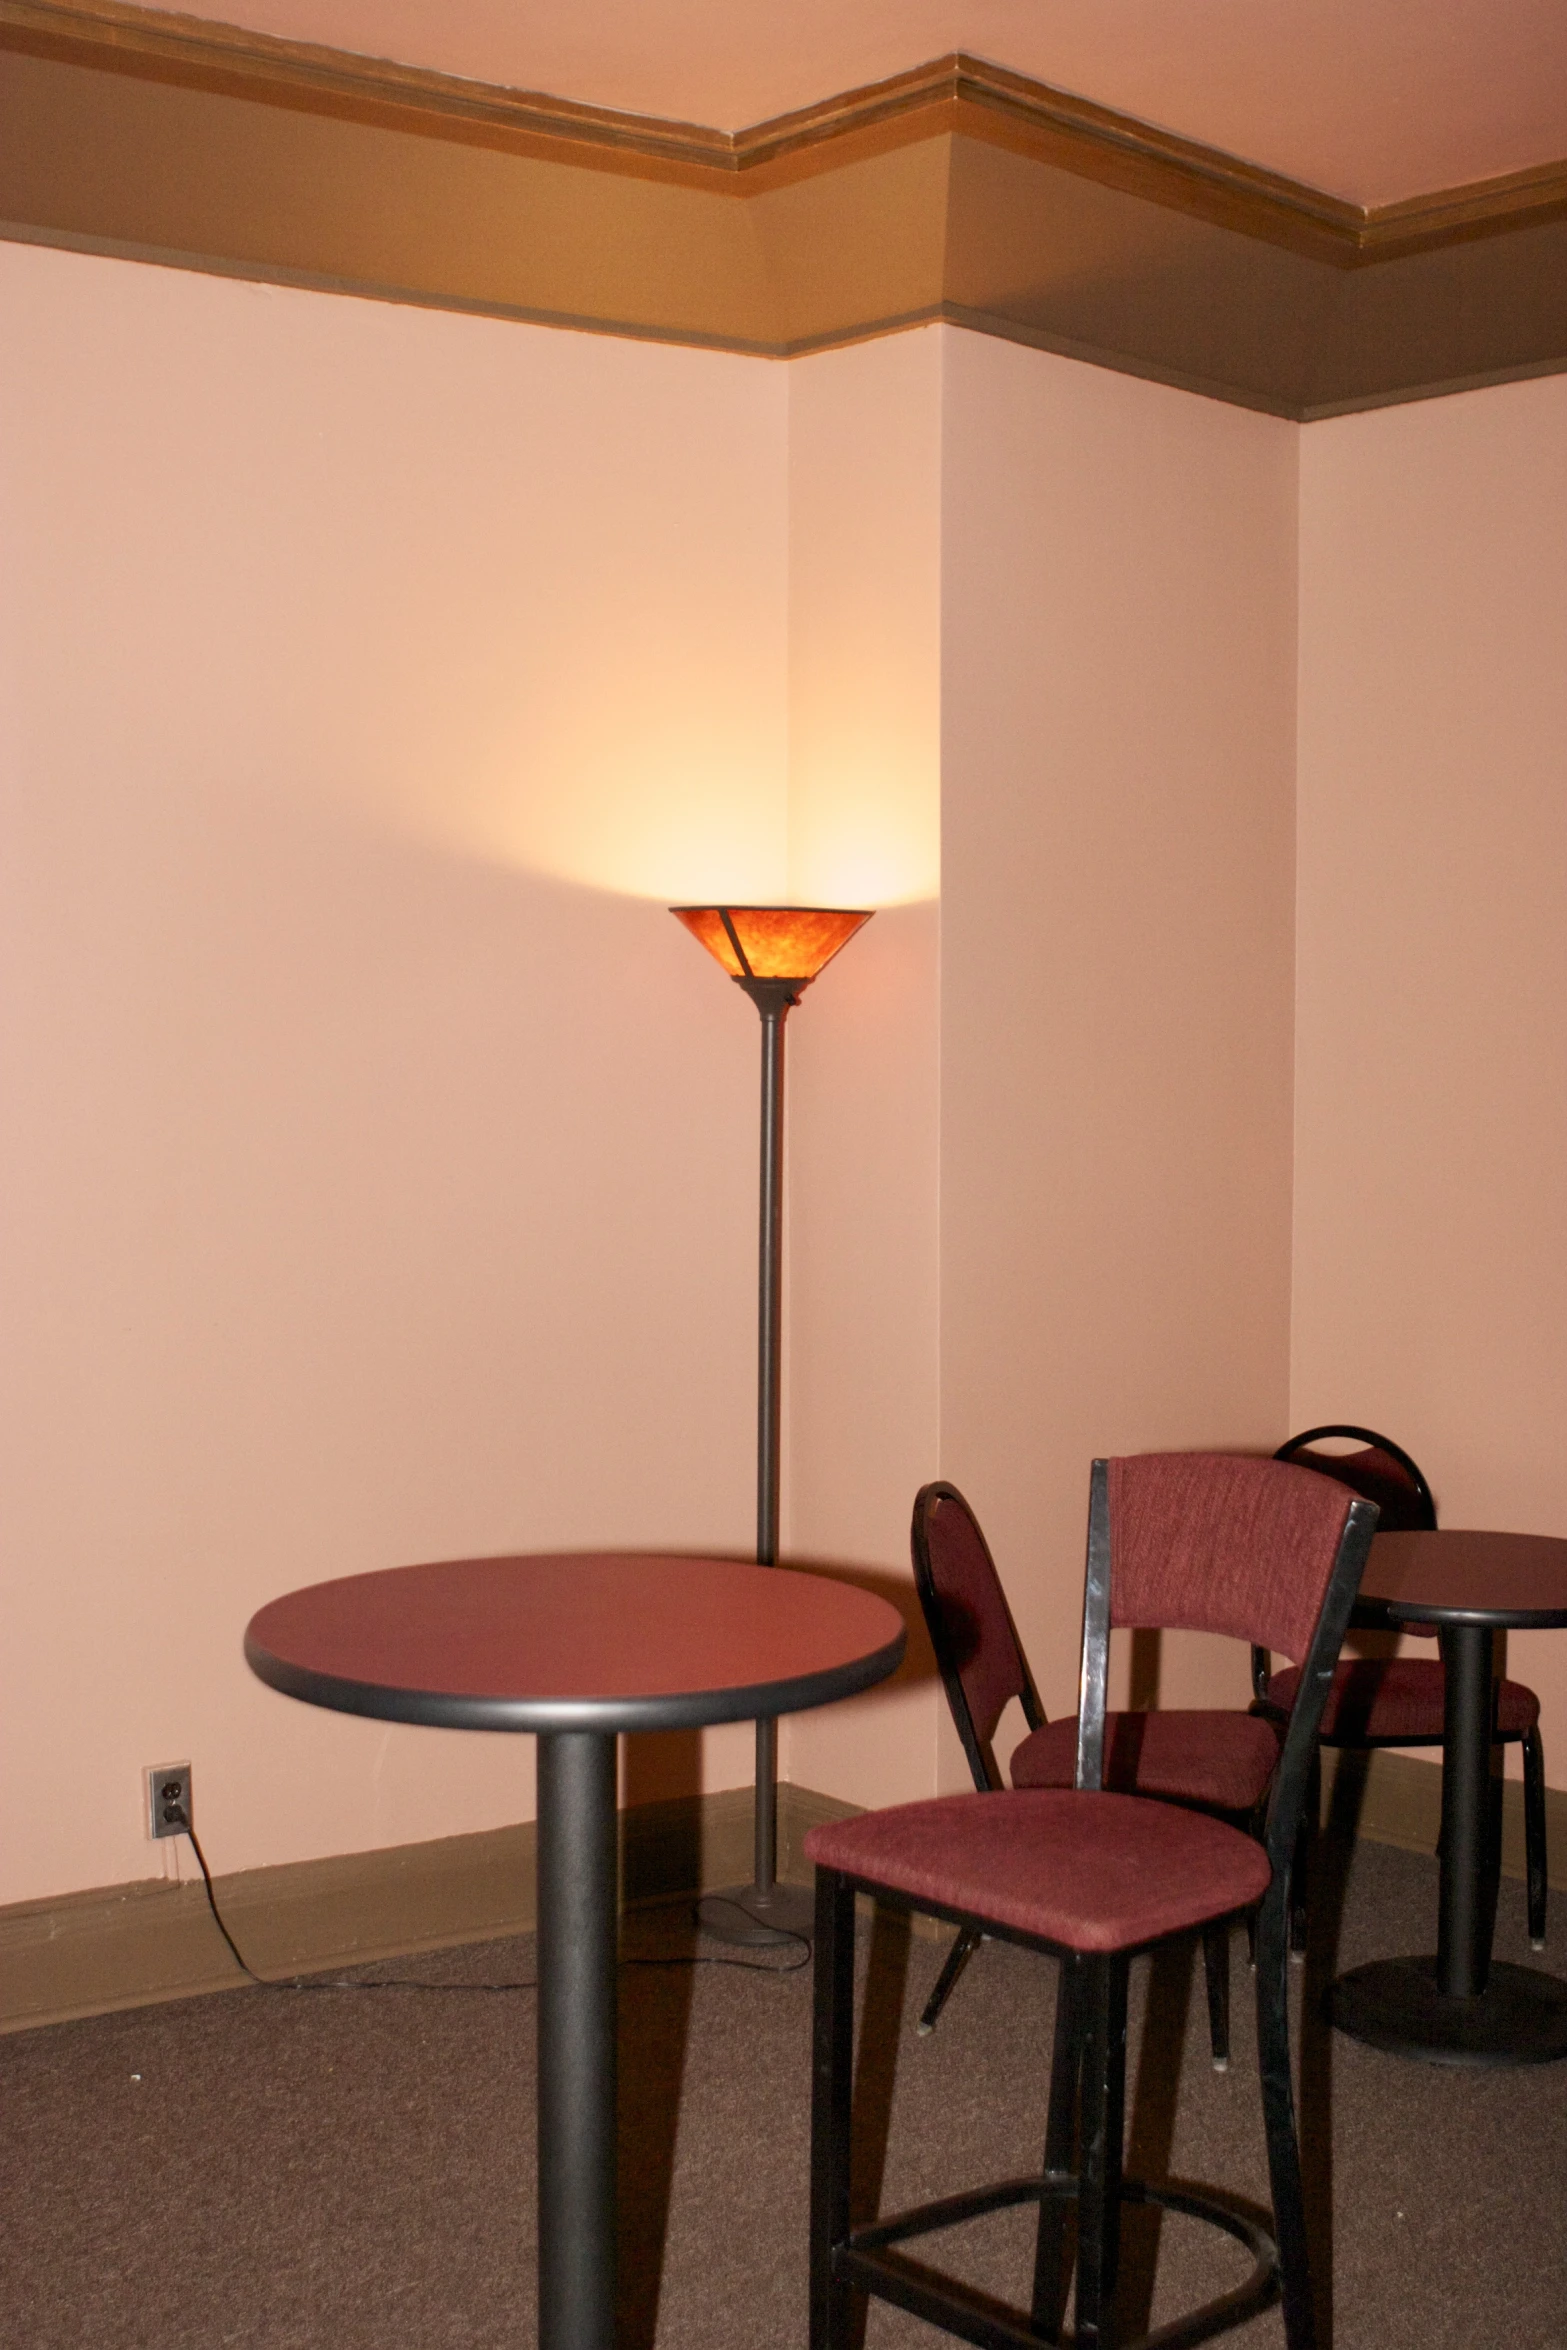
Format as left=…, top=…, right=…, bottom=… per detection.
left=911, top=1481, right=1283, bottom=2063
left=1255, top=1426, right=1546, bottom=1949
left=807, top=1454, right=1377, bottom=2350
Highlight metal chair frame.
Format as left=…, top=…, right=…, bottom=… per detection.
left=912, top=1480, right=1254, bottom=2061
left=1256, top=1425, right=1546, bottom=1949
left=812, top=1459, right=1378, bottom=2350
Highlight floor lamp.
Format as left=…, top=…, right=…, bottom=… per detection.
left=673, top=904, right=872, bottom=1942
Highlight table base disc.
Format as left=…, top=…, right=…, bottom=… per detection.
left=1331, top=1957, right=1567, bottom=2066
left=695, top=1880, right=816, bottom=1949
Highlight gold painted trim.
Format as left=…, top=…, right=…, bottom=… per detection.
left=3, top=15, right=1564, bottom=417
left=1362, top=154, right=1567, bottom=255
left=4, top=0, right=1566, bottom=263
left=0, top=216, right=793, bottom=360
left=0, top=0, right=735, bottom=185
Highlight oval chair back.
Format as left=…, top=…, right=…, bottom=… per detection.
left=911, top=1481, right=1045, bottom=1792
left=1252, top=1425, right=1435, bottom=1700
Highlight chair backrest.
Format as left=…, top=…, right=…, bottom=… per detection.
left=1273, top=1425, right=1436, bottom=1532
left=1075, top=1454, right=1378, bottom=1898
left=1252, top=1425, right=1435, bottom=1695
left=910, top=1482, right=1045, bottom=1792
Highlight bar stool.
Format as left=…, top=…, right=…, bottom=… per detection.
left=911, top=1479, right=1285, bottom=2061
left=807, top=1453, right=1376, bottom=2350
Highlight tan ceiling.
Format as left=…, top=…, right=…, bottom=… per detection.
left=151, top=0, right=1567, bottom=206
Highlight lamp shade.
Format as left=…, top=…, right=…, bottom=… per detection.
left=672, top=905, right=872, bottom=984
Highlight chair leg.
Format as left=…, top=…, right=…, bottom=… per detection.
left=1290, top=1747, right=1320, bottom=1961
left=809, top=1869, right=857, bottom=2350
left=1524, top=1726, right=1548, bottom=1950
left=1255, top=1900, right=1317, bottom=2350
left=1073, top=1954, right=1129, bottom=2350
left=917, top=1923, right=983, bottom=2035
left=1201, top=1919, right=1231, bottom=2070
left=1032, top=1952, right=1085, bottom=2343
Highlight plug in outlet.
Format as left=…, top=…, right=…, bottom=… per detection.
left=146, top=1763, right=192, bottom=1840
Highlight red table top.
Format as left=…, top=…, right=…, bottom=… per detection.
left=245, top=1552, right=907, bottom=1734
left=1360, top=1529, right=1567, bottom=1630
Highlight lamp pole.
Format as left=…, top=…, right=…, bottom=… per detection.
left=673, top=903, right=872, bottom=1943
left=744, top=971, right=800, bottom=1908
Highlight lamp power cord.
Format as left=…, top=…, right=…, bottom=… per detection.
left=164, top=1807, right=810, bottom=1992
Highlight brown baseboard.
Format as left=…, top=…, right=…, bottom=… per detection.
left=1317, top=1747, right=1567, bottom=1890
left=6, top=1763, right=1557, bottom=2033
left=0, top=1781, right=861, bottom=2035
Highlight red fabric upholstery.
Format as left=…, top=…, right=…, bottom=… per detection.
left=805, top=1790, right=1272, bottom=1955
left=920, top=1488, right=1028, bottom=1751
left=1284, top=1445, right=1432, bottom=1533
left=1268, top=1656, right=1540, bottom=1743
left=1011, top=1708, right=1282, bottom=1812
left=1109, top=1453, right=1355, bottom=1665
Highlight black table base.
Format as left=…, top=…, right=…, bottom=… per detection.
left=538, top=1731, right=619, bottom=2350
left=1332, top=1956, right=1567, bottom=2066
left=244, top=1551, right=906, bottom=2350
left=1330, top=1613, right=1567, bottom=2068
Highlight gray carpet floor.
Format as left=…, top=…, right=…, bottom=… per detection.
left=5, top=1834, right=1567, bottom=2348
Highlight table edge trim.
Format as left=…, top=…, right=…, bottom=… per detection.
left=242, top=1624, right=907, bottom=1733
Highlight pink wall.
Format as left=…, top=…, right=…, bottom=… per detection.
left=938, top=330, right=1300, bottom=1778
left=0, top=242, right=792, bottom=1902
left=780, top=332, right=943, bottom=1808
left=11, top=230, right=1564, bottom=1916
left=0, top=252, right=946, bottom=1911
left=1295, top=375, right=1567, bottom=1779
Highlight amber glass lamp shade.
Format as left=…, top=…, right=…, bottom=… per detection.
left=671, top=905, right=872, bottom=985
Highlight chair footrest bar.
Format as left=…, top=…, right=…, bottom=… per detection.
left=836, top=2176, right=1279, bottom=2350
left=852, top=2173, right=1051, bottom=2250
left=836, top=2244, right=1065, bottom=2350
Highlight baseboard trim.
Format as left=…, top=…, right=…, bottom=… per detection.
left=0, top=1782, right=861, bottom=2035
left=1317, top=1747, right=1567, bottom=1892
left=7, top=1761, right=1559, bottom=2032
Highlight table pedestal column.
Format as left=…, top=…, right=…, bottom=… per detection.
left=538, top=1730, right=618, bottom=2349
left=1332, top=1624, right=1567, bottom=2066
left=1436, top=1624, right=1498, bottom=1996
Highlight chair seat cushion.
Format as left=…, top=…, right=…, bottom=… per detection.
left=804, top=1789, right=1272, bottom=1955
left=1267, top=1657, right=1540, bottom=1743
left=1009, top=1709, right=1281, bottom=1813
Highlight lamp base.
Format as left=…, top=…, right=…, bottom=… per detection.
left=694, top=1879, right=816, bottom=1950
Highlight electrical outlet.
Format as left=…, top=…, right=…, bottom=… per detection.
left=146, top=1763, right=192, bottom=1840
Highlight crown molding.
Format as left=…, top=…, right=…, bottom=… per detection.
left=4, top=0, right=1566, bottom=264
left=1359, top=154, right=1567, bottom=256
left=3, top=0, right=1564, bottom=417
left=0, top=0, right=736, bottom=182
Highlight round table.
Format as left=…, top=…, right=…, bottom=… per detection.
left=1331, top=1528, right=1567, bottom=2066
left=244, top=1551, right=906, bottom=2350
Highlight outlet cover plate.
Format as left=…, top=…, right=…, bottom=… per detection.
left=146, top=1763, right=192, bottom=1840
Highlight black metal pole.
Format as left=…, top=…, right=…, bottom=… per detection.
left=756, top=991, right=786, bottom=1567
left=537, top=1729, right=619, bottom=2350
left=1436, top=1623, right=1495, bottom=1999
left=753, top=990, right=788, bottom=1893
